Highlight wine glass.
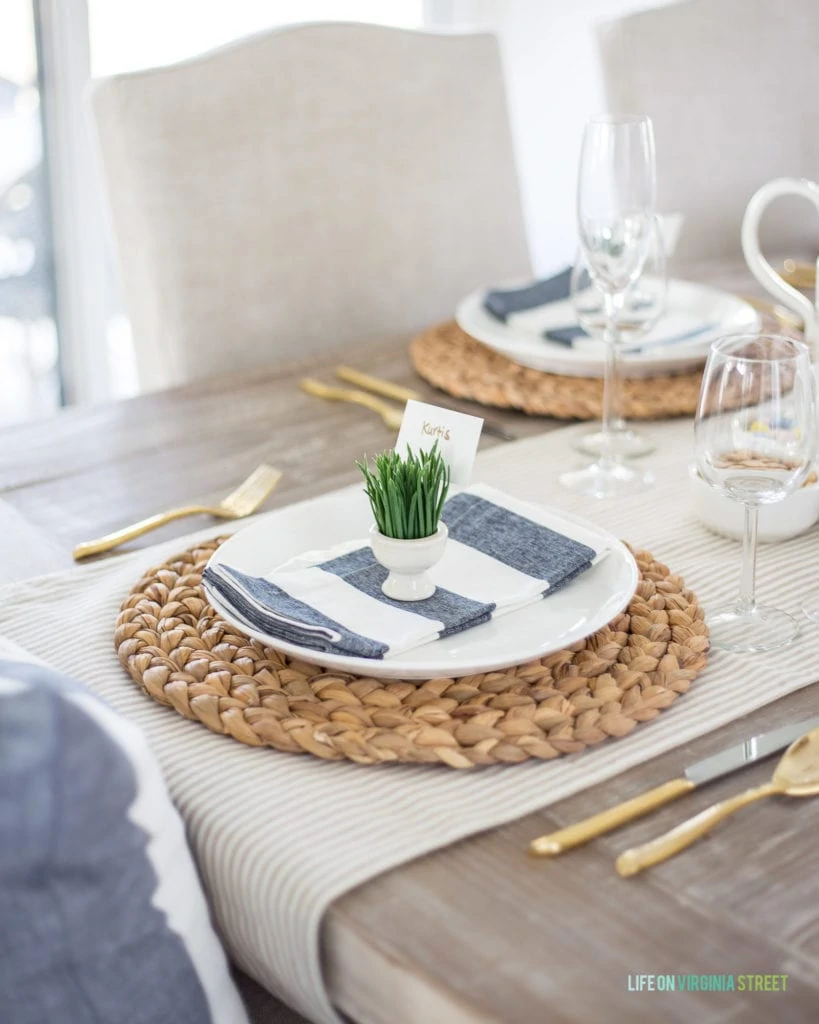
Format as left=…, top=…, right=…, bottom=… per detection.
left=570, top=215, right=667, bottom=459
left=559, top=113, right=657, bottom=499
left=695, top=334, right=815, bottom=652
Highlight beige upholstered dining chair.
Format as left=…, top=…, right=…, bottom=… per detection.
left=596, top=0, right=819, bottom=270
left=91, top=24, right=530, bottom=392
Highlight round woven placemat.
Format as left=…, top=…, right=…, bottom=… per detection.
left=115, top=538, right=709, bottom=769
left=410, top=321, right=704, bottom=420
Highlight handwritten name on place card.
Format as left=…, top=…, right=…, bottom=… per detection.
left=395, top=400, right=483, bottom=485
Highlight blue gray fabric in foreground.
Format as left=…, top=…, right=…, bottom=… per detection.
left=0, top=659, right=249, bottom=1024
left=203, top=487, right=599, bottom=660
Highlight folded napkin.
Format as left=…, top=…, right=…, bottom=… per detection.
left=484, top=272, right=712, bottom=355
left=483, top=269, right=653, bottom=347
left=202, top=484, right=607, bottom=660
left=483, top=267, right=572, bottom=322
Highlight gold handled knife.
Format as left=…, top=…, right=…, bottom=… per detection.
left=300, top=378, right=404, bottom=430
left=334, top=366, right=518, bottom=442
left=616, top=727, right=819, bottom=877
left=528, top=715, right=819, bottom=856
left=335, top=365, right=420, bottom=403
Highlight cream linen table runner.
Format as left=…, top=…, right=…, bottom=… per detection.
left=1, top=419, right=818, bottom=1024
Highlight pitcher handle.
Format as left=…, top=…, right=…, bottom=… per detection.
left=741, top=177, right=819, bottom=344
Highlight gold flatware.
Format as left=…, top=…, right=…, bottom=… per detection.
left=335, top=365, right=419, bottom=404
left=333, top=366, right=518, bottom=442
left=528, top=715, right=819, bottom=857
left=72, top=464, right=283, bottom=560
left=300, top=377, right=403, bottom=430
left=780, top=259, right=816, bottom=290
left=616, top=727, right=819, bottom=878
left=740, top=294, right=803, bottom=332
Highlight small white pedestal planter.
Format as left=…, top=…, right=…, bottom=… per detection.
left=369, top=523, right=448, bottom=602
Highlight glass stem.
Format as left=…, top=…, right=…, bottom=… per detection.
left=601, top=291, right=623, bottom=468
left=738, top=504, right=759, bottom=614
left=610, top=375, right=626, bottom=434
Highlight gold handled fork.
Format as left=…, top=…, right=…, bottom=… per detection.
left=299, top=378, right=403, bottom=430
left=72, top=464, right=283, bottom=560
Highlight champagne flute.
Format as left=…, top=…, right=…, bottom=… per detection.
left=560, top=114, right=657, bottom=498
left=570, top=215, right=667, bottom=459
left=695, top=334, right=815, bottom=652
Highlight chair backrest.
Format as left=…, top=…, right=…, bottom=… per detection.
left=596, top=0, right=819, bottom=269
left=91, top=24, right=530, bottom=391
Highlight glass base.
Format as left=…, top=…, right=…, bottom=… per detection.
left=707, top=604, right=801, bottom=653
left=572, top=427, right=656, bottom=459
left=558, top=460, right=655, bottom=499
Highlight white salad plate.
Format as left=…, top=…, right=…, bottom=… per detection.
left=203, top=485, right=639, bottom=680
left=455, top=279, right=761, bottom=379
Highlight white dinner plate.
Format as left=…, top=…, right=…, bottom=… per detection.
left=203, top=486, right=639, bottom=680
left=455, top=279, right=761, bottom=379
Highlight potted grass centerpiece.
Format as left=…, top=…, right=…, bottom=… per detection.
left=357, top=442, right=451, bottom=601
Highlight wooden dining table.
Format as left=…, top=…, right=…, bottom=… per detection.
left=2, top=267, right=819, bottom=1024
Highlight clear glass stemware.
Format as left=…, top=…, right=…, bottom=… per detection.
left=559, top=113, right=657, bottom=499
left=695, top=334, right=816, bottom=653
left=570, top=215, right=667, bottom=459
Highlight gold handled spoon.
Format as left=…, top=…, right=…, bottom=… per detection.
left=616, top=727, right=819, bottom=878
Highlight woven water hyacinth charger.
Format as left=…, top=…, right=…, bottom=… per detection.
left=115, top=537, right=709, bottom=769
left=410, top=321, right=704, bottom=420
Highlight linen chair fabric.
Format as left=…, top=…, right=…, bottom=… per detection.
left=91, top=24, right=530, bottom=391
left=596, top=0, right=819, bottom=269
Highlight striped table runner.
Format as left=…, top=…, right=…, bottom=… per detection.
left=1, top=418, right=818, bottom=1024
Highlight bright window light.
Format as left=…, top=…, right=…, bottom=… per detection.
left=89, top=1, right=426, bottom=76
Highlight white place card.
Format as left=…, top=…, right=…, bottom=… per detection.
left=395, top=400, right=483, bottom=485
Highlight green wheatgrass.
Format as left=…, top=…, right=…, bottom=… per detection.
left=357, top=442, right=451, bottom=540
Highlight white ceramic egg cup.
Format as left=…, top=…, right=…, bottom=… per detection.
left=368, top=523, right=448, bottom=601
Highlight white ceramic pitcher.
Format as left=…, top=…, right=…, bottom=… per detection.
left=742, top=177, right=819, bottom=355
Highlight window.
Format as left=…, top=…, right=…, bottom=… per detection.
left=0, top=0, right=60, bottom=424
left=89, top=1, right=425, bottom=75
